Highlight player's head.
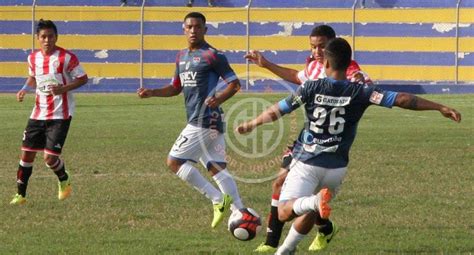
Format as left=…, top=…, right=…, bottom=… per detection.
left=36, top=19, right=58, bottom=54
left=323, top=38, right=352, bottom=75
left=183, top=12, right=207, bottom=48
left=309, top=25, right=336, bottom=63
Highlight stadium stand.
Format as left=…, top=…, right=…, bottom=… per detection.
left=1, top=0, right=473, bottom=93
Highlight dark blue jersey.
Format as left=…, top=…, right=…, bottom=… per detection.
left=171, top=43, right=237, bottom=133
left=279, top=78, right=398, bottom=168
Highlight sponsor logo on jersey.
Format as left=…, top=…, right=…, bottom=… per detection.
left=52, top=60, right=60, bottom=69
left=185, top=62, right=191, bottom=70
left=192, top=57, right=200, bottom=65
left=180, top=71, right=197, bottom=87
left=37, top=78, right=60, bottom=94
left=369, top=91, right=384, bottom=105
left=303, top=143, right=339, bottom=153
left=314, top=94, right=351, bottom=107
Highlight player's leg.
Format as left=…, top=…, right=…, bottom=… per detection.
left=203, top=162, right=236, bottom=228
left=275, top=160, right=322, bottom=254
left=168, top=125, right=226, bottom=227
left=11, top=151, right=37, bottom=205
left=44, top=118, right=73, bottom=200
left=275, top=211, right=318, bottom=255
left=255, top=168, right=288, bottom=252
left=200, top=130, right=244, bottom=211
left=167, top=157, right=223, bottom=206
left=11, top=119, right=44, bottom=205
left=308, top=166, right=347, bottom=251
left=199, top=129, right=245, bottom=227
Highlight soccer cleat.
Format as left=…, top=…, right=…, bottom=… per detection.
left=10, top=193, right=26, bottom=205
left=58, top=172, right=72, bottom=200
left=254, top=242, right=277, bottom=253
left=316, top=188, right=332, bottom=219
left=211, top=194, right=232, bottom=228
left=308, top=222, right=339, bottom=251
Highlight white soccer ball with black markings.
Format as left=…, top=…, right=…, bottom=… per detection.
left=228, top=208, right=262, bottom=241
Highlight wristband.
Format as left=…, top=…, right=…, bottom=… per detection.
left=21, top=84, right=31, bottom=91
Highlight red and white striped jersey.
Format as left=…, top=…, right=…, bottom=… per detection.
left=28, top=47, right=86, bottom=120
left=297, top=58, right=372, bottom=85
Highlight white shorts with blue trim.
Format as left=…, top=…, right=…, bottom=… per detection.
left=169, top=124, right=226, bottom=168
left=279, top=159, right=347, bottom=202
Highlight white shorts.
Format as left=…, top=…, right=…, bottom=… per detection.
left=168, top=124, right=226, bottom=168
left=279, top=160, right=347, bottom=202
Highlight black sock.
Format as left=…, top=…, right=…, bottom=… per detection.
left=264, top=205, right=285, bottom=248
left=318, top=219, right=333, bottom=235
left=17, top=164, right=33, bottom=197
left=50, top=159, right=68, bottom=181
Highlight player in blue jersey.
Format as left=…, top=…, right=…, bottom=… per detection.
left=137, top=12, right=244, bottom=229
left=249, top=25, right=372, bottom=253
left=236, top=38, right=461, bottom=253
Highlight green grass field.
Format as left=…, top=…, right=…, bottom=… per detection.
left=0, top=93, right=472, bottom=254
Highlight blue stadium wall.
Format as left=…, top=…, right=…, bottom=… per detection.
left=1, top=0, right=473, bottom=93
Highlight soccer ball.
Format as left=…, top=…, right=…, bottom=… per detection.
left=228, top=208, right=262, bottom=241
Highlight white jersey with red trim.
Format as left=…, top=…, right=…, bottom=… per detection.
left=297, top=58, right=372, bottom=85
left=28, top=47, right=86, bottom=120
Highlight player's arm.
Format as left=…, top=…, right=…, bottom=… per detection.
left=347, top=60, right=373, bottom=85
left=394, top=92, right=461, bottom=122
left=51, top=75, right=88, bottom=96
left=245, top=50, right=300, bottom=84
left=236, top=103, right=284, bottom=134
left=50, top=54, right=88, bottom=96
left=138, top=55, right=182, bottom=98
left=205, top=79, right=240, bottom=108
left=16, top=76, right=36, bottom=102
left=206, top=51, right=242, bottom=107
left=236, top=86, right=306, bottom=134
left=137, top=85, right=181, bottom=98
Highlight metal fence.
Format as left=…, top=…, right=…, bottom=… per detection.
left=1, top=0, right=473, bottom=92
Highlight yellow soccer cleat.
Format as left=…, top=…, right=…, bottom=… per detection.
left=58, top=172, right=72, bottom=200
left=254, top=242, right=277, bottom=253
left=308, top=222, right=338, bottom=251
left=211, top=194, right=232, bottom=228
left=10, top=193, right=27, bottom=205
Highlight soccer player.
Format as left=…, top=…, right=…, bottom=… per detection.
left=246, top=25, right=371, bottom=253
left=137, top=12, right=244, bottom=228
left=236, top=38, right=461, bottom=254
left=10, top=19, right=88, bottom=205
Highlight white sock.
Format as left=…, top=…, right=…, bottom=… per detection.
left=292, top=195, right=317, bottom=215
left=212, top=169, right=244, bottom=210
left=176, top=163, right=222, bottom=204
left=276, top=224, right=306, bottom=254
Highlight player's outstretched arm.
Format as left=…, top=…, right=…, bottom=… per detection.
left=235, top=103, right=284, bottom=134
left=394, top=92, right=461, bottom=123
left=244, top=50, right=300, bottom=84
left=137, top=85, right=181, bottom=98
left=206, top=80, right=240, bottom=108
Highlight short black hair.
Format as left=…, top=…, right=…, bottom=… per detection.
left=184, top=12, right=206, bottom=25
left=324, top=38, right=352, bottom=71
left=36, top=19, right=57, bottom=35
left=310, top=25, right=336, bottom=39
